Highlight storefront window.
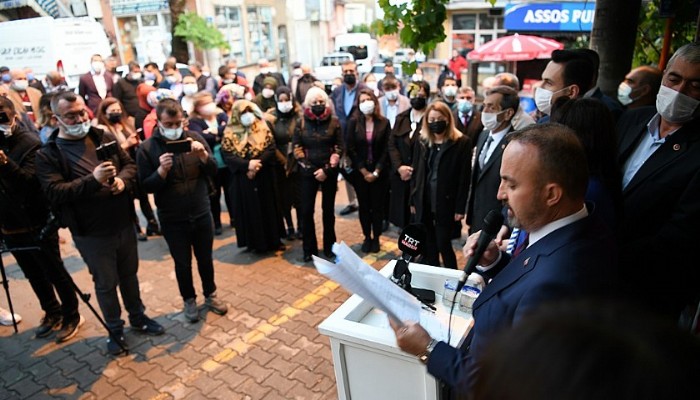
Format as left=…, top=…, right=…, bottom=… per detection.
left=215, top=6, right=245, bottom=63
left=247, top=6, right=275, bottom=62
left=453, top=14, right=476, bottom=30
left=452, top=12, right=506, bottom=55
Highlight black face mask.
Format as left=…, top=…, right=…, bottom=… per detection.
left=428, top=120, right=447, bottom=134
left=410, top=97, right=426, bottom=110
left=311, top=104, right=326, bottom=116
left=107, top=113, right=123, bottom=124
left=343, top=74, right=356, bottom=85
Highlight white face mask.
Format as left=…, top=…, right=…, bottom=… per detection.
left=183, top=83, right=198, bottom=96
left=366, top=81, right=377, bottom=91
left=482, top=110, right=506, bottom=132
left=230, top=68, right=237, bottom=75
left=262, top=88, right=275, bottom=99
left=58, top=119, right=91, bottom=138
left=260, top=68, right=270, bottom=75
left=198, top=103, right=217, bottom=116
left=0, top=122, right=12, bottom=137
left=240, top=112, right=256, bottom=127
left=359, top=100, right=375, bottom=115
left=165, top=75, right=178, bottom=84
left=11, top=80, right=28, bottom=91
left=91, top=61, right=104, bottom=74
left=617, top=82, right=634, bottom=106
left=159, top=123, right=183, bottom=140
left=384, top=90, right=399, bottom=101
left=202, top=71, right=211, bottom=77
left=278, top=101, right=293, bottom=113
left=412, top=74, right=423, bottom=82
left=535, top=86, right=569, bottom=115
left=244, top=92, right=253, bottom=101
left=443, top=86, right=457, bottom=98
left=656, top=85, right=700, bottom=124
left=130, top=72, right=142, bottom=80
left=292, top=68, right=303, bottom=77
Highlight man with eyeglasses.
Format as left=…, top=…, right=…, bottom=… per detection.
left=35, top=91, right=164, bottom=356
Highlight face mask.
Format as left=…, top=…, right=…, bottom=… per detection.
left=26, top=73, right=34, bottom=81
left=11, top=80, right=28, bottom=91
left=198, top=103, right=217, bottom=116
left=144, top=80, right=155, bottom=87
left=311, top=104, right=326, bottom=116
left=410, top=97, right=426, bottom=110
left=165, top=75, right=178, bottom=84
left=656, top=85, right=700, bottom=124
left=262, top=88, right=275, bottom=99
left=0, top=123, right=12, bottom=137
left=292, top=68, right=303, bottom=77
left=331, top=85, right=338, bottom=92
left=202, top=72, right=211, bottom=77
left=344, top=74, right=356, bottom=85
left=366, top=81, right=377, bottom=91
left=1, top=74, right=10, bottom=83
left=260, top=68, right=270, bottom=75
left=278, top=101, right=293, bottom=113
left=412, top=74, right=423, bottom=82
left=230, top=68, right=237, bottom=75
left=159, top=123, right=183, bottom=140
left=384, top=90, right=399, bottom=101
left=443, top=86, right=457, bottom=98
left=616, top=82, right=634, bottom=106
left=359, top=100, right=375, bottom=115
left=244, top=92, right=253, bottom=101
left=458, top=99, right=473, bottom=114
left=107, top=113, right=123, bottom=124
left=58, top=118, right=91, bottom=138
left=183, top=83, right=198, bottom=96
left=223, top=78, right=234, bottom=85
left=130, top=72, right=142, bottom=81
left=144, top=72, right=156, bottom=81
left=482, top=110, right=506, bottom=131
left=91, top=61, right=104, bottom=73
left=240, top=112, right=256, bottom=127
left=428, top=120, right=447, bottom=134
left=535, top=86, right=568, bottom=115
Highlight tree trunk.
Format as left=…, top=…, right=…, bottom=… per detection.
left=590, top=0, right=642, bottom=97
left=169, top=0, right=189, bottom=63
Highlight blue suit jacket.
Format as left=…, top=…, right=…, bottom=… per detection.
left=426, top=212, right=617, bottom=393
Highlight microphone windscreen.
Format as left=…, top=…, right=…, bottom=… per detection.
left=482, top=209, right=505, bottom=236
left=398, top=223, right=426, bottom=258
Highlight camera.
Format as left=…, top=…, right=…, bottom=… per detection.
left=96, top=141, right=118, bottom=162
left=165, top=139, right=192, bottom=154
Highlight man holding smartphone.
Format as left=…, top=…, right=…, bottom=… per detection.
left=35, top=92, right=164, bottom=355
left=136, top=98, right=227, bottom=323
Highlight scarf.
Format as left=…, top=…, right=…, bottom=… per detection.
left=221, top=100, right=272, bottom=158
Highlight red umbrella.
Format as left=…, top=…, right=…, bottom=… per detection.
left=467, top=33, right=564, bottom=62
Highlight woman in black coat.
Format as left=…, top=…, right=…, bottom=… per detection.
left=388, top=81, right=430, bottom=229
left=346, top=88, right=391, bottom=253
left=293, top=86, right=343, bottom=262
left=410, top=101, right=472, bottom=269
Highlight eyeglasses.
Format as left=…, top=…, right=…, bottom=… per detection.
left=56, top=109, right=88, bottom=123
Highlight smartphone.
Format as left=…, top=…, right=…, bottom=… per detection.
left=166, top=139, right=192, bottom=154
left=0, top=111, right=10, bottom=124
left=96, top=141, right=119, bottom=161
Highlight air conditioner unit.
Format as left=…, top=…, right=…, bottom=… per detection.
left=488, top=8, right=504, bottom=17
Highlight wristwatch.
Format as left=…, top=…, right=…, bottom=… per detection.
left=372, top=170, right=379, bottom=178
left=419, top=338, right=439, bottom=364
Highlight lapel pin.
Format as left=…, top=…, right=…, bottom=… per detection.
left=673, top=144, right=681, bottom=151
left=501, top=144, right=505, bottom=149
left=523, top=257, right=530, bottom=266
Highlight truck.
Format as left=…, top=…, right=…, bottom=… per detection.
left=0, top=17, right=112, bottom=89
left=334, top=33, right=378, bottom=74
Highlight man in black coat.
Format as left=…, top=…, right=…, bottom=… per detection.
left=617, top=43, right=700, bottom=324
left=0, top=96, right=80, bottom=342
left=112, top=61, right=148, bottom=132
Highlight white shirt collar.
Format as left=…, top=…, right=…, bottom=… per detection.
left=528, top=205, right=588, bottom=247
left=489, top=126, right=510, bottom=143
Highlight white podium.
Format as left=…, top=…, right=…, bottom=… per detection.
left=318, top=261, right=473, bottom=400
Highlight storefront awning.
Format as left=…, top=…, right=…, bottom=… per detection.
left=0, top=0, right=58, bottom=17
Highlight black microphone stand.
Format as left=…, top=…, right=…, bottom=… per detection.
left=391, top=257, right=436, bottom=311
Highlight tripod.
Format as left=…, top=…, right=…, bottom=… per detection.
left=0, top=238, right=128, bottom=354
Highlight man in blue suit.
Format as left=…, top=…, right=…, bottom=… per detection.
left=390, top=123, right=617, bottom=395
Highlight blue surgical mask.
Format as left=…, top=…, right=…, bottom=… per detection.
left=159, top=123, right=183, bottom=140
left=1, top=74, right=10, bottom=83
left=240, top=112, right=256, bottom=127
left=58, top=118, right=91, bottom=138
left=458, top=99, right=473, bottom=114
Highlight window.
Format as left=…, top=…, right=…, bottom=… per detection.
left=215, top=6, right=245, bottom=62
left=247, top=6, right=275, bottom=62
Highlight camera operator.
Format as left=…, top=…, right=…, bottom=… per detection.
left=0, top=95, right=81, bottom=342
left=35, top=91, right=164, bottom=355
left=136, top=98, right=227, bottom=323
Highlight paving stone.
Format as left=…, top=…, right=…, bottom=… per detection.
left=233, top=377, right=272, bottom=399
left=289, top=365, right=324, bottom=390
left=245, top=346, right=276, bottom=366
left=239, top=359, right=273, bottom=384
left=8, top=375, right=42, bottom=398
left=189, top=373, right=226, bottom=396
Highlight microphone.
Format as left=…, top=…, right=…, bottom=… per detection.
left=392, top=223, right=426, bottom=288
left=456, top=209, right=504, bottom=292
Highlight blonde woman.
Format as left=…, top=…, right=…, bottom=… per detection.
left=221, top=100, right=284, bottom=253
left=409, top=101, right=472, bottom=269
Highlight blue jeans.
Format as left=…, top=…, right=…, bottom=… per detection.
left=160, top=213, right=216, bottom=301
left=73, top=225, right=146, bottom=331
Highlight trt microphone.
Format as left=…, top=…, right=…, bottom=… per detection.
left=392, top=223, right=426, bottom=290
left=456, top=209, right=504, bottom=292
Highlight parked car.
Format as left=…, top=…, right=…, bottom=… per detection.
left=368, top=63, right=403, bottom=82
left=314, top=52, right=354, bottom=92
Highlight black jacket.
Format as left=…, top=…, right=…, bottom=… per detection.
left=136, top=129, right=217, bottom=223
left=35, top=127, right=136, bottom=236
left=293, top=113, right=343, bottom=176
left=0, top=124, right=50, bottom=232
left=346, top=114, right=391, bottom=175
left=410, top=135, right=472, bottom=226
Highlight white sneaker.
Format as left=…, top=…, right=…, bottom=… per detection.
left=0, top=307, right=22, bottom=326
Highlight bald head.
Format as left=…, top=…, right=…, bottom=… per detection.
left=620, top=66, right=663, bottom=109
left=495, top=72, right=520, bottom=91
left=301, top=64, right=312, bottom=74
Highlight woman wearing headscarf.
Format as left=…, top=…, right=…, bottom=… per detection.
left=293, top=87, right=343, bottom=262
left=346, top=88, right=391, bottom=253
left=266, top=85, right=303, bottom=240
left=253, top=76, right=278, bottom=114
left=221, top=100, right=284, bottom=253
left=410, top=101, right=472, bottom=269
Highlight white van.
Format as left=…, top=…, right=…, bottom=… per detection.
left=334, top=33, right=378, bottom=74
left=0, top=17, right=111, bottom=89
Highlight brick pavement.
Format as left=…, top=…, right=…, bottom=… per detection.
left=0, top=184, right=468, bottom=400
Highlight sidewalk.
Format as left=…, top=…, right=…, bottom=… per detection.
left=0, top=186, right=467, bottom=399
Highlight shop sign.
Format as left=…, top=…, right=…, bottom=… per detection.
left=110, top=0, right=168, bottom=16
left=504, top=2, right=595, bottom=31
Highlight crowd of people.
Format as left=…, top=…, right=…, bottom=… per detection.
left=1, top=41, right=699, bottom=393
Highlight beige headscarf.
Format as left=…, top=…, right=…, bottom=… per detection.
left=221, top=99, right=272, bottom=158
